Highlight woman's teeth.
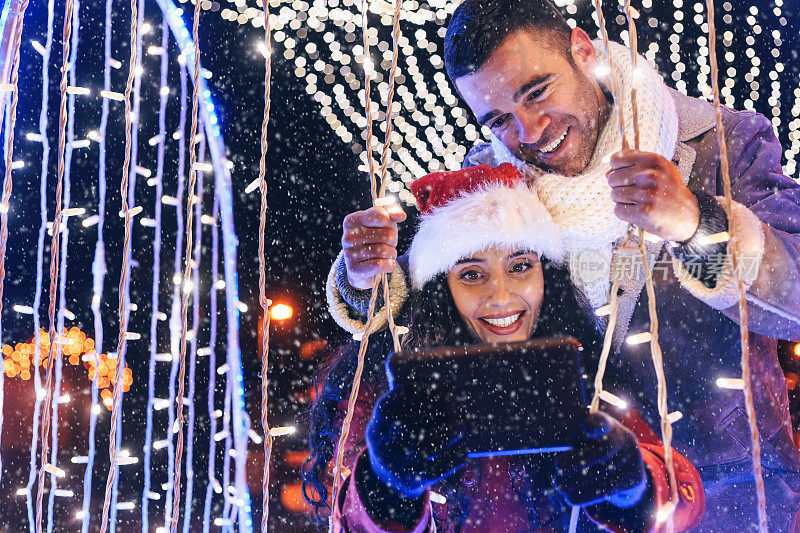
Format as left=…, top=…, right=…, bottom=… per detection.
left=539, top=129, right=567, bottom=154
left=481, top=313, right=522, bottom=328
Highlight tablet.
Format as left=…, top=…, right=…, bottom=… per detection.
left=386, top=337, right=588, bottom=458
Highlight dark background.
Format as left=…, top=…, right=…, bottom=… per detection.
left=0, top=0, right=798, bottom=530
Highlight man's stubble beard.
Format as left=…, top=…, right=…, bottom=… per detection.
left=515, top=70, right=610, bottom=177
left=559, top=70, right=610, bottom=176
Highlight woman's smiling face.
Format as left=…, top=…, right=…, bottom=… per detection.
left=446, top=247, right=544, bottom=344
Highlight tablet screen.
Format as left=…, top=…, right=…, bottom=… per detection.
left=387, top=337, right=588, bottom=457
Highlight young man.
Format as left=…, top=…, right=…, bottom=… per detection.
left=327, top=0, right=800, bottom=528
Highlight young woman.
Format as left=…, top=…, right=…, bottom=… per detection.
left=303, top=164, right=704, bottom=532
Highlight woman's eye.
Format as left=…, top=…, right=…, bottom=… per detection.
left=460, top=269, right=482, bottom=281
left=510, top=261, right=532, bottom=273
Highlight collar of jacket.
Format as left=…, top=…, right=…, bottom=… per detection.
left=670, top=87, right=718, bottom=182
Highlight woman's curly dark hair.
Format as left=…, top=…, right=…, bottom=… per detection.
left=301, top=259, right=598, bottom=528
left=299, top=333, right=387, bottom=524
left=300, top=273, right=469, bottom=525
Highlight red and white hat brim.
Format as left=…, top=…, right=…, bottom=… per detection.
left=408, top=181, right=564, bottom=290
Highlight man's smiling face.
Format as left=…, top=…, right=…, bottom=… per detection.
left=456, top=28, right=609, bottom=176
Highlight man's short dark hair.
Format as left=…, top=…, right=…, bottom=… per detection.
left=444, top=0, right=573, bottom=82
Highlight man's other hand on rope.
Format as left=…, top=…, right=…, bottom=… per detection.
left=607, top=148, right=701, bottom=243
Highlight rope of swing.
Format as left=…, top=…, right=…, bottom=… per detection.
left=705, top=0, right=767, bottom=529
left=329, top=0, right=406, bottom=517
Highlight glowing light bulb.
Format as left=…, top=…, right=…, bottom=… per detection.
left=269, top=425, right=296, bottom=437
left=716, top=377, right=745, bottom=390
left=667, top=411, right=683, bottom=424
left=269, top=303, right=293, bottom=321
left=625, top=332, right=652, bottom=345
left=248, top=429, right=263, bottom=444
left=598, top=390, right=628, bottom=410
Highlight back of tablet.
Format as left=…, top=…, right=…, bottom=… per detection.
left=387, top=337, right=588, bottom=457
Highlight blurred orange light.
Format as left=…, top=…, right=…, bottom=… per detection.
left=269, top=303, right=293, bottom=321
left=283, top=450, right=310, bottom=467
left=279, top=482, right=312, bottom=513
left=2, top=328, right=133, bottom=410
left=300, top=339, right=327, bottom=360
left=794, top=343, right=800, bottom=358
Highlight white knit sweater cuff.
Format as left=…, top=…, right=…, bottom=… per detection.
left=326, top=251, right=409, bottom=335
left=672, top=199, right=765, bottom=310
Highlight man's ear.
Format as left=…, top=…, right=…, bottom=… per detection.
left=569, top=27, right=597, bottom=76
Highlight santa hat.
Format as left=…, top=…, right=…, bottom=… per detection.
left=408, top=163, right=564, bottom=290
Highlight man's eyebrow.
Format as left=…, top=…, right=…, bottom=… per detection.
left=477, top=74, right=555, bottom=125
left=512, top=74, right=554, bottom=103
left=455, top=257, right=485, bottom=265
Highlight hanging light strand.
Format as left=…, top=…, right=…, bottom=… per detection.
left=99, top=0, right=139, bottom=527
left=257, top=0, right=274, bottom=528
left=0, top=0, right=30, bottom=490
left=165, top=45, right=189, bottom=533
left=36, top=0, right=73, bottom=529
left=705, top=0, right=767, bottom=529
left=181, top=136, right=206, bottom=531
left=330, top=0, right=408, bottom=515
left=141, top=13, right=170, bottom=532
left=579, top=0, right=637, bottom=530
left=587, top=0, right=633, bottom=420
left=376, top=0, right=405, bottom=353
left=329, top=0, right=383, bottom=508
left=172, top=0, right=204, bottom=526
left=26, top=0, right=55, bottom=527
left=624, top=3, right=679, bottom=530
left=201, top=196, right=221, bottom=531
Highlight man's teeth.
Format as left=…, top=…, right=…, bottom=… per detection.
left=539, top=130, right=567, bottom=154
left=482, top=313, right=521, bottom=328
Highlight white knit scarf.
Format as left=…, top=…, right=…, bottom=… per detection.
left=490, top=40, right=680, bottom=310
